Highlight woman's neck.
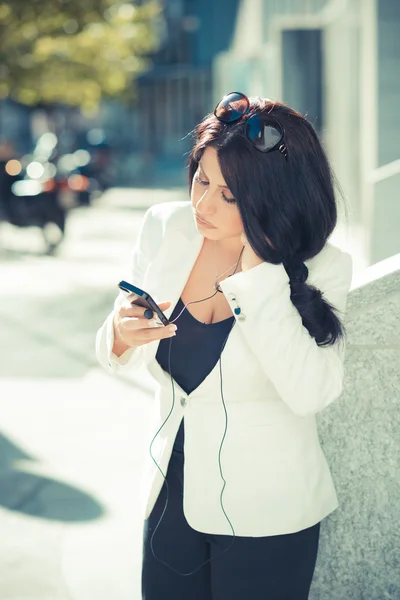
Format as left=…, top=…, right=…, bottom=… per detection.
left=207, top=235, right=244, bottom=258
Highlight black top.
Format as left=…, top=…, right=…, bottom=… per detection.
left=155, top=297, right=235, bottom=453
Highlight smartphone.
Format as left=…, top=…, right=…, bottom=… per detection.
left=118, top=280, right=170, bottom=326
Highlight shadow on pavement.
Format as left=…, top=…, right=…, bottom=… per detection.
left=0, top=432, right=105, bottom=522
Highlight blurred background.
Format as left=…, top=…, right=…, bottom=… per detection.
left=0, top=1, right=399, bottom=599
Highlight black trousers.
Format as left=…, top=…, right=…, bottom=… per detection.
left=142, top=448, right=320, bottom=600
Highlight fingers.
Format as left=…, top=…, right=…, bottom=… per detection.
left=120, top=300, right=171, bottom=319
left=133, top=323, right=177, bottom=343
left=115, top=300, right=176, bottom=347
left=121, top=316, right=156, bottom=330
left=121, top=315, right=175, bottom=334
left=118, top=321, right=177, bottom=347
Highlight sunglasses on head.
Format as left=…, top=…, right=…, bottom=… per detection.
left=213, top=92, right=288, bottom=158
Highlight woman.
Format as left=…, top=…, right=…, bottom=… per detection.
left=96, top=92, right=353, bottom=599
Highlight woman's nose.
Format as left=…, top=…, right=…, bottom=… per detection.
left=196, top=193, right=216, bottom=215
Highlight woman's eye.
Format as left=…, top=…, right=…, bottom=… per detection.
left=195, top=174, right=236, bottom=204
left=222, top=192, right=237, bottom=204
left=194, top=175, right=208, bottom=186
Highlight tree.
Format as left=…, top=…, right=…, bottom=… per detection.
left=0, top=0, right=162, bottom=109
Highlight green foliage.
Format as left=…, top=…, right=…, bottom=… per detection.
left=0, top=0, right=162, bottom=108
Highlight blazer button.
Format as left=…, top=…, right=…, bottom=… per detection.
left=180, top=397, right=187, bottom=408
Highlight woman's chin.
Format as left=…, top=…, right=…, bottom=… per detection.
left=194, top=222, right=219, bottom=236
left=196, top=226, right=218, bottom=235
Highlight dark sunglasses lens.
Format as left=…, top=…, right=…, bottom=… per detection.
left=246, top=115, right=283, bottom=151
left=214, top=92, right=249, bottom=122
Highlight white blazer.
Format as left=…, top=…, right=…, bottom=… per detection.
left=96, top=201, right=353, bottom=537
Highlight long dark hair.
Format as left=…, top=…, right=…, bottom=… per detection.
left=188, top=97, right=345, bottom=347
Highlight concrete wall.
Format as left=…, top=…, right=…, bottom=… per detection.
left=311, top=253, right=400, bottom=599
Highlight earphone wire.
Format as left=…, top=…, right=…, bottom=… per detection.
left=149, top=250, right=243, bottom=575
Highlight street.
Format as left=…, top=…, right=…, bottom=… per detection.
left=0, top=187, right=187, bottom=600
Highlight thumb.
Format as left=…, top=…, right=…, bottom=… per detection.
left=157, top=301, right=172, bottom=310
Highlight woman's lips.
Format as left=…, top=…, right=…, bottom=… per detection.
left=195, top=214, right=217, bottom=229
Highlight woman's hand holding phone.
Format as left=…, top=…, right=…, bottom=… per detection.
left=112, top=300, right=177, bottom=357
